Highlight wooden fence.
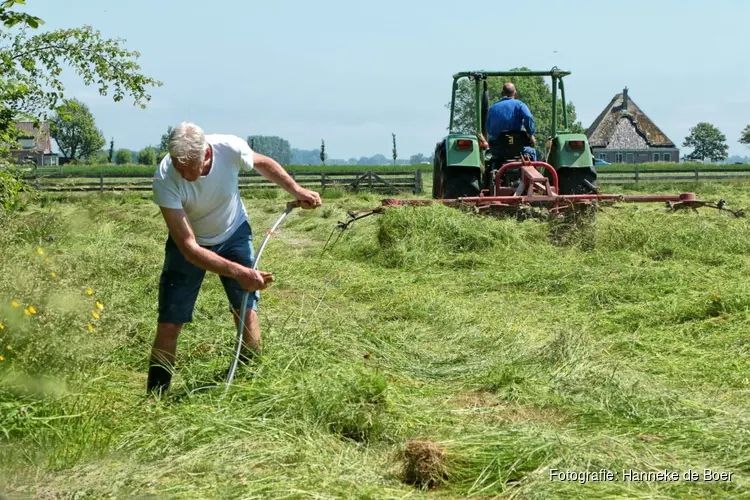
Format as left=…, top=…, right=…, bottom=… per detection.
left=24, top=166, right=750, bottom=195
left=597, top=167, right=750, bottom=183
left=26, top=170, right=424, bottom=194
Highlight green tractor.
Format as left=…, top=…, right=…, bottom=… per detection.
left=432, top=68, right=598, bottom=199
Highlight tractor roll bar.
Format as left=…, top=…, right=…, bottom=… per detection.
left=451, top=70, right=571, bottom=79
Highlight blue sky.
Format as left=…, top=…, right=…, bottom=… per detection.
left=17, top=0, right=750, bottom=159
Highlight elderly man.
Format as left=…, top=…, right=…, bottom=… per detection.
left=148, top=122, right=322, bottom=395
left=485, top=82, right=538, bottom=160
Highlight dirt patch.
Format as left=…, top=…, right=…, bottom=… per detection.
left=636, top=434, right=664, bottom=442
left=448, top=391, right=567, bottom=425
left=400, top=439, right=448, bottom=489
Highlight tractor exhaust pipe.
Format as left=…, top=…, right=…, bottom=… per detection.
left=481, top=79, right=489, bottom=138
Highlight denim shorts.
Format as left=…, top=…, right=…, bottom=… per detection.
left=158, top=220, right=259, bottom=324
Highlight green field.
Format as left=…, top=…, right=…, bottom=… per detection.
left=1, top=181, right=750, bottom=498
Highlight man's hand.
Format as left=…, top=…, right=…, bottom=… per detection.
left=293, top=188, right=322, bottom=210
left=236, top=268, right=274, bottom=291
left=252, top=153, right=323, bottom=210
left=530, top=134, right=537, bottom=147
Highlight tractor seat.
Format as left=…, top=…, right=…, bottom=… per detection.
left=487, top=131, right=532, bottom=163
left=484, top=131, right=533, bottom=191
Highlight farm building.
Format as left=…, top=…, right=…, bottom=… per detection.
left=586, top=88, right=679, bottom=164
left=7, top=121, right=59, bottom=166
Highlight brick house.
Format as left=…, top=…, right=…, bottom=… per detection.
left=8, top=121, right=59, bottom=166
left=586, top=88, right=679, bottom=164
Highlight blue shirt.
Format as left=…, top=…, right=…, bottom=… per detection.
left=486, top=97, right=535, bottom=141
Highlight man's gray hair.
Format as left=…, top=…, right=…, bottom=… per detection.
left=168, top=122, right=207, bottom=165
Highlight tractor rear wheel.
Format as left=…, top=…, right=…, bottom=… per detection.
left=442, top=167, right=481, bottom=199
left=431, top=141, right=446, bottom=199
left=557, top=167, right=598, bottom=195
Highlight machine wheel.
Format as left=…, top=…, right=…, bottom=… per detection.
left=442, top=167, right=481, bottom=199
left=557, top=167, right=598, bottom=195
left=431, top=141, right=446, bottom=199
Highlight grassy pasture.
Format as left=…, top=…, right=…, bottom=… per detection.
left=1, top=181, right=750, bottom=498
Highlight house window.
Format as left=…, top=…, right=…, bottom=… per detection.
left=653, top=153, right=660, bottom=162
left=626, top=153, right=634, bottom=163
left=19, top=138, right=35, bottom=149
left=615, top=153, right=623, bottom=163
left=599, top=153, right=608, bottom=161
left=663, top=153, right=672, bottom=162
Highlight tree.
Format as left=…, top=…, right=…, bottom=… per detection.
left=108, top=138, right=114, bottom=163
left=0, top=1, right=162, bottom=164
left=246, top=135, right=291, bottom=165
left=320, top=139, right=325, bottom=166
left=137, top=146, right=156, bottom=166
left=1, top=0, right=42, bottom=29
left=410, top=153, right=426, bottom=164
left=392, top=133, right=397, bottom=165
left=740, top=125, right=750, bottom=149
left=49, top=98, right=106, bottom=160
left=158, top=125, right=173, bottom=155
left=683, top=122, right=728, bottom=162
left=450, top=68, right=584, bottom=154
left=114, top=148, right=131, bottom=165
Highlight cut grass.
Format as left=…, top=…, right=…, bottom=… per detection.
left=1, top=182, right=749, bottom=498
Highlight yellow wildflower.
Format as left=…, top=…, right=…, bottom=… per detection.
left=24, top=308, right=30, bottom=316
left=92, top=311, right=100, bottom=319
left=96, top=301, right=104, bottom=310
left=36, top=247, right=44, bottom=255
left=44, top=257, right=51, bottom=263
left=11, top=300, right=20, bottom=308
left=86, top=288, right=93, bottom=296
left=0, top=355, right=4, bottom=361
left=6, top=346, right=11, bottom=350
left=50, top=272, right=56, bottom=277
left=87, top=324, right=95, bottom=332
left=26, top=306, right=37, bottom=315
left=0, top=322, right=4, bottom=329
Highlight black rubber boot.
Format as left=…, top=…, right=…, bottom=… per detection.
left=146, top=362, right=173, bottom=396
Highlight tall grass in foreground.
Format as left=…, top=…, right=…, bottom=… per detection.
left=1, top=183, right=749, bottom=498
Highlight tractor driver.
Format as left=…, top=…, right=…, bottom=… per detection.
left=485, top=83, right=538, bottom=160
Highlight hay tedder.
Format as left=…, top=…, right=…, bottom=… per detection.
left=332, top=68, right=743, bottom=232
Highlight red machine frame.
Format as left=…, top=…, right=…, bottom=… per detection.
left=382, top=158, right=727, bottom=216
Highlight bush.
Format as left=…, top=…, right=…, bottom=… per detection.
left=137, top=147, right=156, bottom=166
left=84, top=151, right=109, bottom=166
left=114, top=149, right=131, bottom=165
left=0, top=166, right=28, bottom=211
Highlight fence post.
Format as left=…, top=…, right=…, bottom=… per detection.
left=368, top=171, right=373, bottom=191
left=415, top=169, right=422, bottom=194
left=321, top=172, right=326, bottom=189
left=100, top=171, right=104, bottom=194
left=694, top=167, right=699, bottom=180
left=634, top=164, right=639, bottom=184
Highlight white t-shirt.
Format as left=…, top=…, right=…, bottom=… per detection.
left=152, top=134, right=254, bottom=246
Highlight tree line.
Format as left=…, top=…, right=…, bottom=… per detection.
left=44, top=104, right=437, bottom=167
left=32, top=90, right=750, bottom=168
left=683, top=122, right=750, bottom=163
